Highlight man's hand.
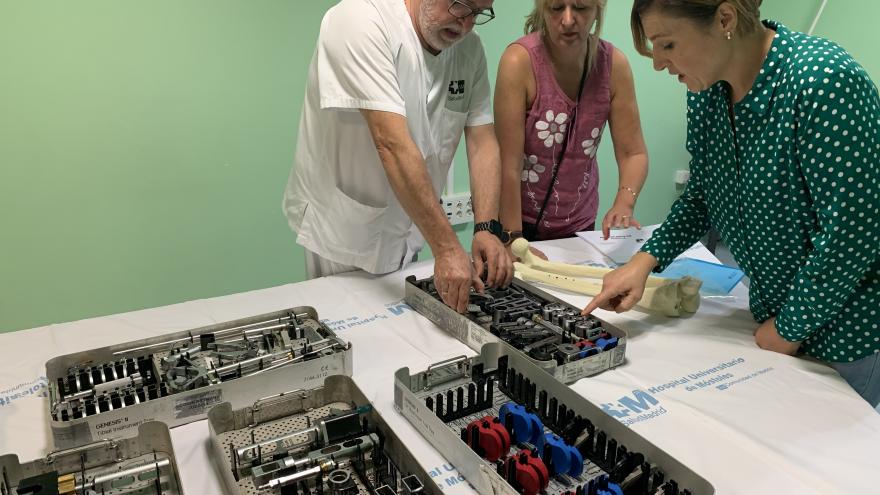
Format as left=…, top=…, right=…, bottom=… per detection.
left=434, top=246, right=483, bottom=314
left=582, top=252, right=657, bottom=315
left=472, top=231, right=513, bottom=288
left=754, top=317, right=801, bottom=355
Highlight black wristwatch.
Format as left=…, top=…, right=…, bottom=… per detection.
left=473, top=219, right=504, bottom=240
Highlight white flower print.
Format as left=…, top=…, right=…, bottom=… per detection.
left=581, top=126, right=603, bottom=158
left=535, top=110, right=568, bottom=148
left=521, top=154, right=546, bottom=183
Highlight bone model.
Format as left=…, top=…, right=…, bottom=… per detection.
left=511, top=238, right=701, bottom=317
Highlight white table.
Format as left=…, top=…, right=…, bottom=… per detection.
left=1, top=238, right=876, bottom=495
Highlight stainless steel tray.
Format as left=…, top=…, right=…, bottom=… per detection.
left=405, top=276, right=626, bottom=384
left=207, top=375, right=438, bottom=495
left=0, top=421, right=183, bottom=494
left=48, top=306, right=352, bottom=449
left=394, top=343, right=714, bottom=495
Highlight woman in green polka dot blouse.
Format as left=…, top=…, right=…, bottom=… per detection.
left=584, top=0, right=880, bottom=407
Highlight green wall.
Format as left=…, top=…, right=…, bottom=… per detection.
left=0, top=0, right=875, bottom=332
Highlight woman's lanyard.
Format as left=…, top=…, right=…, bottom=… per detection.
left=532, top=49, right=591, bottom=233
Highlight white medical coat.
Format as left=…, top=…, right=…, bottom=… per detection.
left=282, top=0, right=493, bottom=274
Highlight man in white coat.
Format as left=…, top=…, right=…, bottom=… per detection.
left=283, top=0, right=512, bottom=312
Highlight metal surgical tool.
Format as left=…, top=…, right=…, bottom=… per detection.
left=115, top=313, right=312, bottom=356
left=235, top=406, right=367, bottom=463
left=73, top=458, right=171, bottom=492
left=253, top=433, right=379, bottom=489
left=60, top=372, right=143, bottom=403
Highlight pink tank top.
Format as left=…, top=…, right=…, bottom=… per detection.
left=515, top=33, right=613, bottom=239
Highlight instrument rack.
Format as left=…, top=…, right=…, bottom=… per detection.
left=48, top=306, right=352, bottom=449
left=394, top=343, right=714, bottom=495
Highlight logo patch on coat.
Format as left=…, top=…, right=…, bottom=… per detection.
left=448, top=80, right=466, bottom=101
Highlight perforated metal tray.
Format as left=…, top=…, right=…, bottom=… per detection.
left=208, top=375, right=438, bottom=495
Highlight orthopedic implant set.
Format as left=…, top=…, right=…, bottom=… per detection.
left=3, top=276, right=712, bottom=494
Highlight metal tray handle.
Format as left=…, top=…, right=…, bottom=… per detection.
left=250, top=388, right=307, bottom=426
left=45, top=438, right=119, bottom=464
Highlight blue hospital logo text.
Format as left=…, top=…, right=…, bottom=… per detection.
left=0, top=376, right=49, bottom=407
left=601, top=390, right=667, bottom=426
left=385, top=299, right=413, bottom=316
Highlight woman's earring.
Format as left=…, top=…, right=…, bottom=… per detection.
left=725, top=31, right=732, bottom=40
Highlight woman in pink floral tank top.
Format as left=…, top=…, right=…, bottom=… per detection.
left=496, top=0, right=649, bottom=251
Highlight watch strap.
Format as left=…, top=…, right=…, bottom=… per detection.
left=473, top=219, right=503, bottom=238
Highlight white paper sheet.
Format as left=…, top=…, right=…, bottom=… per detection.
left=576, top=224, right=702, bottom=264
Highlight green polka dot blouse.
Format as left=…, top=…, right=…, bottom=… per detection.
left=642, top=21, right=879, bottom=363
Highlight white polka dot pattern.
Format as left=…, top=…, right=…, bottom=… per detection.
left=641, top=21, right=880, bottom=363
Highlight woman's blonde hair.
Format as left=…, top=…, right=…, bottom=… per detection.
left=525, top=0, right=608, bottom=76
left=631, top=0, right=763, bottom=57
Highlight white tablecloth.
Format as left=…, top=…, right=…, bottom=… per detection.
left=1, top=238, right=876, bottom=494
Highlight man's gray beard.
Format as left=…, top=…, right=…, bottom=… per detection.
left=418, top=0, right=456, bottom=51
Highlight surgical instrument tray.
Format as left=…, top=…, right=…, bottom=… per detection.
left=405, top=276, right=626, bottom=384
left=1, top=421, right=183, bottom=495
left=208, top=375, right=438, bottom=495
left=48, top=306, right=352, bottom=449
left=394, top=343, right=714, bottom=495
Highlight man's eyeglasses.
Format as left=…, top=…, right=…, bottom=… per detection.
left=448, top=0, right=495, bottom=25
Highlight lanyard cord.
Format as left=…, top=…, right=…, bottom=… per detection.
left=532, top=48, right=590, bottom=236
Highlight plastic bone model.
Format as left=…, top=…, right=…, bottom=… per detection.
left=511, top=238, right=702, bottom=317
